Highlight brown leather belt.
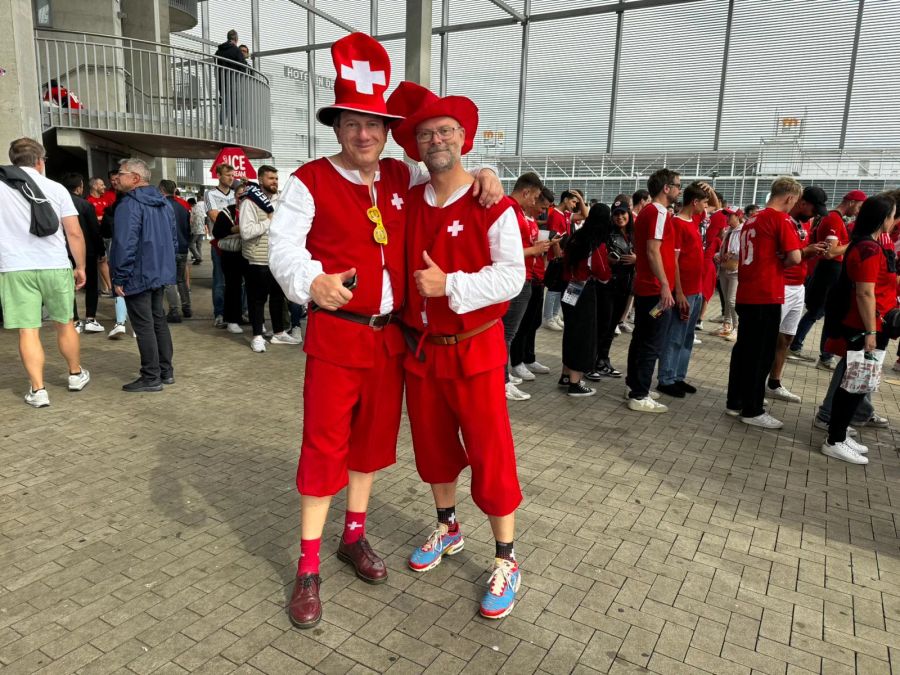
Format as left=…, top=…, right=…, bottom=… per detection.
left=426, top=320, right=498, bottom=345
left=313, top=305, right=397, bottom=329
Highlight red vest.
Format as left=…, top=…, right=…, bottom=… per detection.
left=404, top=184, right=512, bottom=378
left=294, top=158, right=410, bottom=368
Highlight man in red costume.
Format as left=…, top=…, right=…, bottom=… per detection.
left=268, top=34, right=500, bottom=629
left=386, top=82, right=526, bottom=619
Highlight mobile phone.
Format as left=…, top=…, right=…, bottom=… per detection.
left=343, top=274, right=358, bottom=291
left=609, top=251, right=621, bottom=261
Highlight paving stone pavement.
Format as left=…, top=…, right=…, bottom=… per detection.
left=2, top=263, right=900, bottom=674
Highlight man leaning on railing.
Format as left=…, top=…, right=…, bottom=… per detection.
left=215, top=29, right=248, bottom=127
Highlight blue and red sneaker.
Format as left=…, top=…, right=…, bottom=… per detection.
left=408, top=524, right=464, bottom=572
left=479, top=558, right=521, bottom=619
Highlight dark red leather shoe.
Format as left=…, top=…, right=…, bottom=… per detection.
left=288, top=573, right=322, bottom=628
left=336, top=537, right=388, bottom=584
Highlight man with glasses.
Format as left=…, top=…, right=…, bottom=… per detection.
left=268, top=33, right=501, bottom=630
left=0, top=138, right=90, bottom=407
left=625, top=168, right=682, bottom=413
left=109, top=158, right=177, bottom=392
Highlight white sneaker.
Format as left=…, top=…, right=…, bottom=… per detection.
left=67, top=368, right=90, bottom=391
left=525, top=361, right=550, bottom=374
left=505, top=382, right=531, bottom=401
left=227, top=323, right=243, bottom=334
left=843, top=436, right=869, bottom=455
left=553, top=316, right=565, bottom=329
left=821, top=440, right=868, bottom=465
left=627, top=397, right=668, bottom=413
left=696, top=321, right=705, bottom=331
left=270, top=331, right=302, bottom=345
left=740, top=413, right=784, bottom=429
left=261, top=323, right=274, bottom=339
left=624, top=388, right=661, bottom=401
left=542, top=319, right=563, bottom=332
left=83, top=319, right=104, bottom=333
left=108, top=323, right=127, bottom=339
left=25, top=388, right=49, bottom=408
left=614, top=325, right=621, bottom=335
left=510, top=364, right=535, bottom=381
left=289, top=326, right=304, bottom=342
left=816, top=358, right=836, bottom=371
left=813, top=417, right=858, bottom=438
left=725, top=408, right=741, bottom=417
left=74, top=320, right=84, bottom=334
left=618, top=322, right=633, bottom=334
left=250, top=335, right=267, bottom=353
left=509, top=374, right=523, bottom=385
left=770, top=386, right=801, bottom=403
left=214, top=315, right=225, bottom=328
left=693, top=337, right=702, bottom=345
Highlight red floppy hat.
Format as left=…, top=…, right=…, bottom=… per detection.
left=386, top=81, right=478, bottom=162
left=316, top=33, right=404, bottom=126
left=843, top=189, right=867, bottom=202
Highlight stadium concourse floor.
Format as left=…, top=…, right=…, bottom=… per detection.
left=2, top=260, right=900, bottom=675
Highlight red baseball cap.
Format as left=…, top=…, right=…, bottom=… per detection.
left=843, top=189, right=867, bottom=202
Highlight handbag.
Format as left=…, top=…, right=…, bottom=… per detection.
left=840, top=349, right=885, bottom=394
left=217, top=234, right=242, bottom=252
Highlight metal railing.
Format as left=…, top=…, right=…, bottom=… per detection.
left=34, top=29, right=271, bottom=155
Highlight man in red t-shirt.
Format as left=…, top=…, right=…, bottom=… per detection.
left=624, top=168, right=681, bottom=412
left=790, top=189, right=866, bottom=368
left=542, top=190, right=585, bottom=329
left=767, top=186, right=830, bottom=404
left=657, top=182, right=717, bottom=397
left=501, top=172, right=552, bottom=401
left=725, top=177, right=802, bottom=428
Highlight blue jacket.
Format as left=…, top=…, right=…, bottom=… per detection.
left=166, top=195, right=191, bottom=254
left=110, top=186, right=177, bottom=295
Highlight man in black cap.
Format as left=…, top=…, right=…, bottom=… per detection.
left=766, top=186, right=830, bottom=403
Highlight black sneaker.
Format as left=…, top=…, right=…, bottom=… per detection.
left=567, top=381, right=596, bottom=397
left=656, top=383, right=685, bottom=398
left=557, top=375, right=571, bottom=388
left=675, top=381, right=697, bottom=394
left=166, top=312, right=182, bottom=324
left=161, top=375, right=175, bottom=385
left=584, top=370, right=603, bottom=382
left=122, top=378, right=163, bottom=393
left=182, top=306, right=193, bottom=318
left=598, top=363, right=622, bottom=378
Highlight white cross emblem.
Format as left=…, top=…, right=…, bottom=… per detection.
left=448, top=513, right=456, bottom=524
left=447, top=220, right=464, bottom=237
left=391, top=193, right=404, bottom=210
left=347, top=521, right=363, bottom=531
left=340, top=60, right=386, bottom=95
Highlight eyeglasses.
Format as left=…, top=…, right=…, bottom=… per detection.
left=669, top=182, right=682, bottom=189
left=415, top=126, right=462, bottom=143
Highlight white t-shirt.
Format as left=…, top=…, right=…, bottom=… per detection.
left=0, top=167, right=77, bottom=272
left=204, top=186, right=234, bottom=226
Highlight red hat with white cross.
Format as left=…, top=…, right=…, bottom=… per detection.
left=316, top=32, right=404, bottom=126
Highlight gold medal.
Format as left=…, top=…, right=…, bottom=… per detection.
left=367, top=206, right=388, bottom=245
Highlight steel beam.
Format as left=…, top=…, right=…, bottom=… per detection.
left=370, top=0, right=377, bottom=34
left=439, top=0, right=450, bottom=96
left=712, top=0, right=734, bottom=150
left=839, top=0, right=865, bottom=149
left=286, top=0, right=359, bottom=35
left=251, top=0, right=261, bottom=71
left=307, top=0, right=316, bottom=158
left=405, top=0, right=432, bottom=86
left=514, top=0, right=531, bottom=155
left=486, top=0, right=526, bottom=23
left=606, top=6, right=624, bottom=153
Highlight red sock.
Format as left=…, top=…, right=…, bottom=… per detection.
left=297, top=538, right=321, bottom=576
left=343, top=511, right=366, bottom=544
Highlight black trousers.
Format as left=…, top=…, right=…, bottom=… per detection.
left=245, top=264, right=285, bottom=336
left=510, top=283, right=544, bottom=367
left=596, top=272, right=632, bottom=364
left=561, top=281, right=597, bottom=373
left=125, top=287, right=174, bottom=382
left=221, top=250, right=247, bottom=324
left=625, top=294, right=670, bottom=398
left=829, top=331, right=889, bottom=443
left=726, top=303, right=781, bottom=417
left=73, top=255, right=99, bottom=320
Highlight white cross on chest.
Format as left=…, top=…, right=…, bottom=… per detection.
left=347, top=521, right=363, bottom=531
left=340, top=60, right=386, bottom=95
left=447, top=220, right=464, bottom=237
left=391, top=193, right=404, bottom=210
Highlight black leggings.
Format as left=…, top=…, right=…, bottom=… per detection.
left=596, top=272, right=633, bottom=364
left=220, top=250, right=247, bottom=324
left=245, top=264, right=285, bottom=336
left=829, top=331, right=889, bottom=443
left=73, top=255, right=99, bottom=320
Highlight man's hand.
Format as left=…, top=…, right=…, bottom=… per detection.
left=526, top=240, right=552, bottom=257
left=659, top=284, right=675, bottom=311
left=114, top=285, right=125, bottom=297
left=805, top=241, right=829, bottom=258
left=619, top=253, right=636, bottom=265
left=676, top=290, right=689, bottom=317
left=414, top=251, right=447, bottom=298
left=73, top=268, right=86, bottom=290
left=310, top=268, right=356, bottom=310
left=864, top=333, right=877, bottom=353
left=471, top=169, right=503, bottom=207
left=695, top=181, right=719, bottom=209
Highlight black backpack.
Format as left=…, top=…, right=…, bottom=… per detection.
left=0, top=166, right=60, bottom=237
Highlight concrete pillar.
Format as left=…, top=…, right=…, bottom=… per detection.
left=405, top=0, right=431, bottom=87
left=0, top=0, right=42, bottom=147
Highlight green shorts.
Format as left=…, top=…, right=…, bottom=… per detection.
left=0, top=268, right=75, bottom=329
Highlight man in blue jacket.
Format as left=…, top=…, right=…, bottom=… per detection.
left=109, top=158, right=177, bottom=392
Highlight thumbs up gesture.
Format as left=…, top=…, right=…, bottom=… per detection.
left=414, top=251, right=447, bottom=298
left=310, top=267, right=357, bottom=310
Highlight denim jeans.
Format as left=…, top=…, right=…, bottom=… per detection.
left=658, top=293, right=703, bottom=386
left=189, top=234, right=204, bottom=262
left=289, top=302, right=305, bottom=328
left=543, top=290, right=561, bottom=322
left=625, top=295, right=671, bottom=398
left=210, top=243, right=225, bottom=318
left=501, top=282, right=532, bottom=382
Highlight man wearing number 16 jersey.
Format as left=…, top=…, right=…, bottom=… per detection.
left=725, top=177, right=802, bottom=429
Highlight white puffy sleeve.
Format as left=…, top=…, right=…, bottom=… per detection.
left=268, top=175, right=323, bottom=305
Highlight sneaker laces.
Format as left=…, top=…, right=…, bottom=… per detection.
left=487, top=560, right=515, bottom=597
left=420, top=526, right=450, bottom=553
